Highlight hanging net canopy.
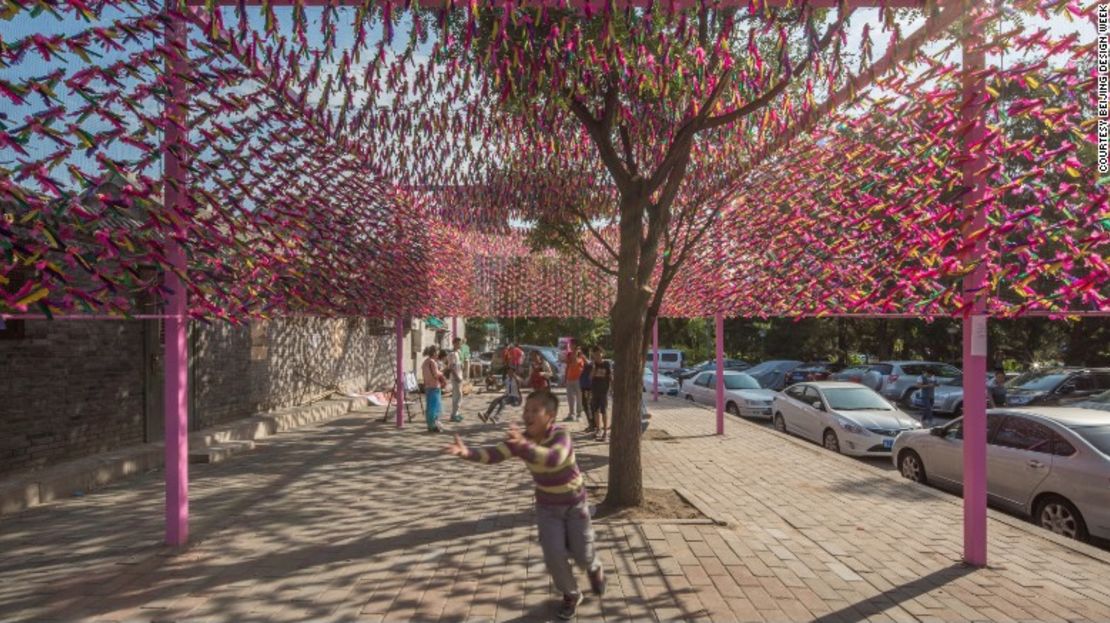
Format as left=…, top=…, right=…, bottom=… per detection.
left=0, top=0, right=1105, bottom=321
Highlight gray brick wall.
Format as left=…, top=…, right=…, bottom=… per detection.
left=1, top=318, right=397, bottom=477
left=0, top=321, right=145, bottom=476
left=192, top=318, right=397, bottom=428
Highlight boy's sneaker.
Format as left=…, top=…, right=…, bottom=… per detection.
left=450, top=415, right=464, bottom=423
left=556, top=592, right=584, bottom=620
left=588, top=565, right=607, bottom=596
left=478, top=411, right=489, bottom=423
left=563, top=415, right=575, bottom=422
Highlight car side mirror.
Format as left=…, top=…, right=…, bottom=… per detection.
left=1058, top=383, right=1076, bottom=395
left=812, top=401, right=826, bottom=411
left=930, top=427, right=946, bottom=437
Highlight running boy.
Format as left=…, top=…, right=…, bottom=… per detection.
left=443, top=389, right=606, bottom=620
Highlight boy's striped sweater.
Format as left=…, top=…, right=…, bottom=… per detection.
left=464, top=425, right=586, bottom=506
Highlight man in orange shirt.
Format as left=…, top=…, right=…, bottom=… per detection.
left=563, top=346, right=586, bottom=422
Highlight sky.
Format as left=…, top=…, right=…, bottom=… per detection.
left=0, top=3, right=1096, bottom=192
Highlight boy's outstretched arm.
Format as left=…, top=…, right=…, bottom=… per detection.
left=444, top=434, right=512, bottom=464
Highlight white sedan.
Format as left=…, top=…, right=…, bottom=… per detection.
left=683, top=370, right=777, bottom=418
left=772, top=381, right=922, bottom=457
left=643, top=369, right=680, bottom=395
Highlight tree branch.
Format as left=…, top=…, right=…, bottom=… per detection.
left=646, top=70, right=734, bottom=197
left=619, top=124, right=638, bottom=177
left=570, top=93, right=632, bottom=192
left=570, top=204, right=620, bottom=262
left=700, top=6, right=855, bottom=132
left=553, top=224, right=619, bottom=277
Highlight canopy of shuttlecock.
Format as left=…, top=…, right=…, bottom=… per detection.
left=0, top=0, right=1105, bottom=320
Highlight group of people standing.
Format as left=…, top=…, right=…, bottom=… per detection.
left=421, top=338, right=627, bottom=442
left=484, top=343, right=615, bottom=442
left=562, top=346, right=613, bottom=442
left=420, top=337, right=468, bottom=433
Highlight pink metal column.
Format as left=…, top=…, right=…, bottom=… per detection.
left=163, top=4, right=189, bottom=547
left=960, top=7, right=988, bottom=567
left=395, top=315, right=405, bottom=427
left=652, top=318, right=659, bottom=401
left=714, top=313, right=724, bottom=435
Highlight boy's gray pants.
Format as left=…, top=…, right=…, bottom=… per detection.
left=536, top=500, right=598, bottom=597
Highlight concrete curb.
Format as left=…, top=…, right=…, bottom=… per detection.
left=0, top=394, right=362, bottom=517
left=670, top=397, right=1110, bottom=566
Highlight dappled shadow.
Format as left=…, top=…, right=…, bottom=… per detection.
left=823, top=475, right=938, bottom=504
left=811, top=564, right=976, bottom=623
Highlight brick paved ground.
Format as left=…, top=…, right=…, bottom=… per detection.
left=2, top=395, right=1109, bottom=622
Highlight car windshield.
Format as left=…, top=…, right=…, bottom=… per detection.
left=822, top=388, right=893, bottom=411
left=1010, top=371, right=1070, bottom=392
left=1070, top=425, right=1110, bottom=456
left=723, top=374, right=761, bottom=390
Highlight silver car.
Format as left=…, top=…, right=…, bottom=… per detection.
left=874, top=361, right=962, bottom=404
left=684, top=370, right=777, bottom=418
left=772, top=382, right=922, bottom=457
left=892, top=408, right=1110, bottom=542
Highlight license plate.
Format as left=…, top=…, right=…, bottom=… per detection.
left=882, top=438, right=894, bottom=450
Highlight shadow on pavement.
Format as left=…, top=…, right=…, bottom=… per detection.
left=811, top=563, right=977, bottom=623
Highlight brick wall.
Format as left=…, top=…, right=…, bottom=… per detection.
left=0, top=321, right=144, bottom=476
left=192, top=318, right=397, bottom=428
left=0, top=318, right=398, bottom=477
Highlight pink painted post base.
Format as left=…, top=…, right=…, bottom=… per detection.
left=715, top=313, right=724, bottom=435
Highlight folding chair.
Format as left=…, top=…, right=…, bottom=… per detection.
left=383, top=371, right=424, bottom=423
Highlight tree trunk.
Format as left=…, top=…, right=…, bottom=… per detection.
left=603, top=194, right=649, bottom=509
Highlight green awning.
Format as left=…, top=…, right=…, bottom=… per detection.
left=425, top=316, right=447, bottom=330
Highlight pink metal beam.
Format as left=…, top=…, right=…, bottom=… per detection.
left=163, top=3, right=190, bottom=548
left=184, top=0, right=924, bottom=7
left=652, top=318, right=659, bottom=402
left=395, top=315, right=405, bottom=428
left=960, top=6, right=988, bottom=568
left=715, top=312, right=724, bottom=435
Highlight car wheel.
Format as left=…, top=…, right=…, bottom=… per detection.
left=823, top=429, right=841, bottom=454
left=898, top=450, right=927, bottom=484
left=685, top=394, right=694, bottom=402
left=773, top=412, right=787, bottom=433
left=900, top=389, right=916, bottom=406
left=1035, top=495, right=1089, bottom=542
left=726, top=402, right=740, bottom=417
left=953, top=403, right=963, bottom=418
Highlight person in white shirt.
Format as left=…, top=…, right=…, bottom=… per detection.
left=447, top=338, right=465, bottom=422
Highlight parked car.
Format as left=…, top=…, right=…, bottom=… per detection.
left=830, top=365, right=873, bottom=384
left=873, top=361, right=962, bottom=404
left=1005, top=368, right=1110, bottom=407
left=674, top=359, right=750, bottom=386
left=1077, top=389, right=1110, bottom=412
left=785, top=362, right=845, bottom=385
left=683, top=370, right=777, bottom=418
left=642, top=369, right=680, bottom=396
left=772, top=382, right=922, bottom=456
left=745, top=360, right=804, bottom=391
left=892, top=407, right=1110, bottom=543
